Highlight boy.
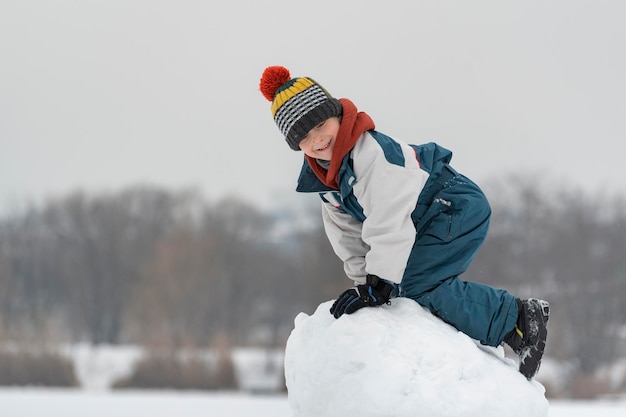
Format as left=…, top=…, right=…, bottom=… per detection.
left=259, top=66, right=549, bottom=380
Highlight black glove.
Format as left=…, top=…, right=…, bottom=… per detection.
left=330, top=274, right=395, bottom=319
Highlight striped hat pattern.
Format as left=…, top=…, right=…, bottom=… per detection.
left=260, top=66, right=342, bottom=151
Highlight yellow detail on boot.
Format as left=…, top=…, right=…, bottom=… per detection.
left=514, top=324, right=524, bottom=338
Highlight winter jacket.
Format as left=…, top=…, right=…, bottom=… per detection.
left=296, top=130, right=518, bottom=346
left=296, top=130, right=451, bottom=285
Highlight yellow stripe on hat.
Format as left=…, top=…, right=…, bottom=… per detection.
left=271, top=77, right=315, bottom=117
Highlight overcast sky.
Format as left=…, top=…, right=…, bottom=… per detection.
left=1, top=1, right=625, bottom=212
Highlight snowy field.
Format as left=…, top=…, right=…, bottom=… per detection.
left=3, top=301, right=625, bottom=416
left=0, top=389, right=625, bottom=417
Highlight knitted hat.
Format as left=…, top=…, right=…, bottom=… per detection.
left=259, top=66, right=342, bottom=151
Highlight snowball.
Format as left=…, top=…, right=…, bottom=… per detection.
left=285, top=298, right=548, bottom=417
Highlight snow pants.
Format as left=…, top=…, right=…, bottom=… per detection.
left=399, top=164, right=518, bottom=347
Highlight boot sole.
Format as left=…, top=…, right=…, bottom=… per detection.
left=519, top=299, right=550, bottom=379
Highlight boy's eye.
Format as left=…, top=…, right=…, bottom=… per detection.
left=302, top=120, right=327, bottom=142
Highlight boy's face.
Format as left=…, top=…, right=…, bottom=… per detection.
left=298, top=116, right=341, bottom=161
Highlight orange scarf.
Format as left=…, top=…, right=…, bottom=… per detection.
left=305, top=98, right=375, bottom=190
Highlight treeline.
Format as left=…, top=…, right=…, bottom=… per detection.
left=0, top=180, right=625, bottom=378
left=0, top=187, right=345, bottom=351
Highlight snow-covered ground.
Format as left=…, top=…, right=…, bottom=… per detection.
left=0, top=389, right=624, bottom=417
left=3, top=300, right=625, bottom=416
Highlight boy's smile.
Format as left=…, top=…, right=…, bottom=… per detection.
left=298, top=116, right=341, bottom=161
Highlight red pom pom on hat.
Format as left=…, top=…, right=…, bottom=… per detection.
left=260, top=66, right=292, bottom=101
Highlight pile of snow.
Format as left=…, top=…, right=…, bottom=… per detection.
left=285, top=298, right=549, bottom=417
left=64, top=344, right=143, bottom=390
left=232, top=348, right=285, bottom=393
left=63, top=343, right=285, bottom=392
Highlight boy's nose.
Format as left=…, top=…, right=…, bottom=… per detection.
left=313, top=133, right=325, bottom=143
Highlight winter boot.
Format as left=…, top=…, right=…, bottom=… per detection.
left=504, top=298, right=550, bottom=380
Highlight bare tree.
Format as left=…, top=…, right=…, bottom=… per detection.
left=40, top=187, right=196, bottom=344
